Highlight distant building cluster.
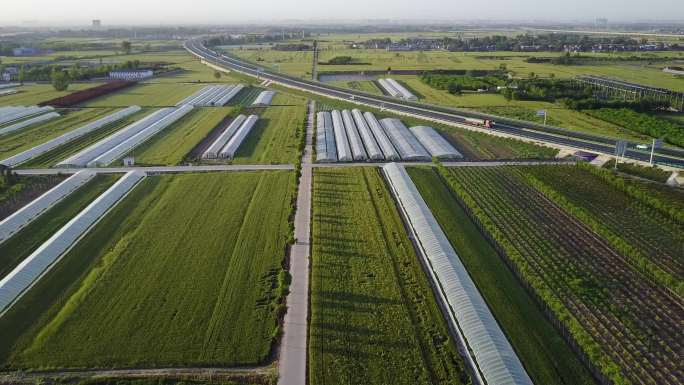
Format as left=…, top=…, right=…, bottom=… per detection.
left=11, top=47, right=53, bottom=57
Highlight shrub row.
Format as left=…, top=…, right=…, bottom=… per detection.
left=521, top=171, right=682, bottom=296
left=579, top=162, right=684, bottom=225
left=435, top=162, right=630, bottom=385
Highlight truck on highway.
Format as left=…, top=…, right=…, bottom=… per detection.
left=464, top=117, right=494, bottom=128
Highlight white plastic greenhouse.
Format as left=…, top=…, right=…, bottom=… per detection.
left=218, top=114, right=259, bottom=159
left=410, top=126, right=463, bottom=160
left=377, top=78, right=401, bottom=98
left=0, top=106, right=54, bottom=126
left=316, top=111, right=337, bottom=163
left=385, top=78, right=417, bottom=101
left=252, top=90, right=276, bottom=107
left=331, top=110, right=352, bottom=162
left=58, top=108, right=175, bottom=167
left=362, top=112, right=400, bottom=161
left=341, top=110, right=367, bottom=161
left=382, top=163, right=533, bottom=385
left=87, top=104, right=194, bottom=167
left=0, top=171, right=96, bottom=245
left=0, top=171, right=146, bottom=315
left=176, top=85, right=244, bottom=107
left=1, top=106, right=141, bottom=167
left=380, top=118, right=431, bottom=161
left=351, top=109, right=383, bottom=161
left=0, top=111, right=60, bottom=136
left=203, top=115, right=247, bottom=159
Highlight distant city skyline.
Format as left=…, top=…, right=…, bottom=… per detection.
left=1, top=0, right=683, bottom=26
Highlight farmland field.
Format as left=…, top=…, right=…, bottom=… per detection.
left=437, top=125, right=559, bottom=160
left=129, top=107, right=232, bottom=166
left=0, top=174, right=119, bottom=280
left=520, top=164, right=684, bottom=291
left=0, top=84, right=105, bottom=106
left=84, top=83, right=203, bottom=107
left=0, top=171, right=296, bottom=369
left=0, top=108, right=118, bottom=160
left=228, top=47, right=684, bottom=91
left=439, top=165, right=683, bottom=385
left=310, top=167, right=470, bottom=385
left=407, top=166, right=597, bottom=385
left=231, top=93, right=307, bottom=164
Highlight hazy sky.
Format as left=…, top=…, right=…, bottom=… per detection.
left=1, top=0, right=683, bottom=26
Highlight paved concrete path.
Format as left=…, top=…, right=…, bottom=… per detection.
left=12, top=160, right=574, bottom=176
left=278, top=101, right=314, bottom=385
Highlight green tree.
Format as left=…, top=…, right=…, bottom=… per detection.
left=214, top=71, right=222, bottom=80
left=121, top=41, right=132, bottom=55
left=51, top=70, right=70, bottom=91
left=447, top=82, right=462, bottom=95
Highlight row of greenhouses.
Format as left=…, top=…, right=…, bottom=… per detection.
left=202, top=114, right=259, bottom=160
left=176, top=85, right=245, bottom=107
left=58, top=105, right=193, bottom=168
left=0, top=171, right=146, bottom=315
left=316, top=109, right=462, bottom=163
left=1, top=106, right=141, bottom=167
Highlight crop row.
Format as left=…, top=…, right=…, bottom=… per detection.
left=309, top=167, right=469, bottom=385
left=438, top=165, right=682, bottom=385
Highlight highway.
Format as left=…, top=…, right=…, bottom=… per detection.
left=184, top=39, right=684, bottom=168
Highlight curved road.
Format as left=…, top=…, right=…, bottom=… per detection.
left=184, top=39, right=684, bottom=168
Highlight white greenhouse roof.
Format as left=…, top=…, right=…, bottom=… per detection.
left=219, top=114, right=259, bottom=159
left=0, top=170, right=96, bottom=246
left=316, top=111, right=337, bottom=163
left=176, top=84, right=244, bottom=107
left=410, top=126, right=463, bottom=160
left=363, top=112, right=400, bottom=161
left=252, top=90, right=276, bottom=107
left=0, top=171, right=146, bottom=315
left=331, top=110, right=352, bottom=162
left=58, top=108, right=174, bottom=167
left=1, top=106, right=141, bottom=167
left=351, top=109, right=383, bottom=161
left=203, top=115, right=247, bottom=159
left=87, top=104, right=194, bottom=167
left=382, top=163, right=533, bottom=385
left=380, top=118, right=430, bottom=161
left=341, top=110, right=367, bottom=161
left=0, top=111, right=60, bottom=136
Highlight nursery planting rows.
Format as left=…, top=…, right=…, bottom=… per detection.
left=440, top=165, right=682, bottom=385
